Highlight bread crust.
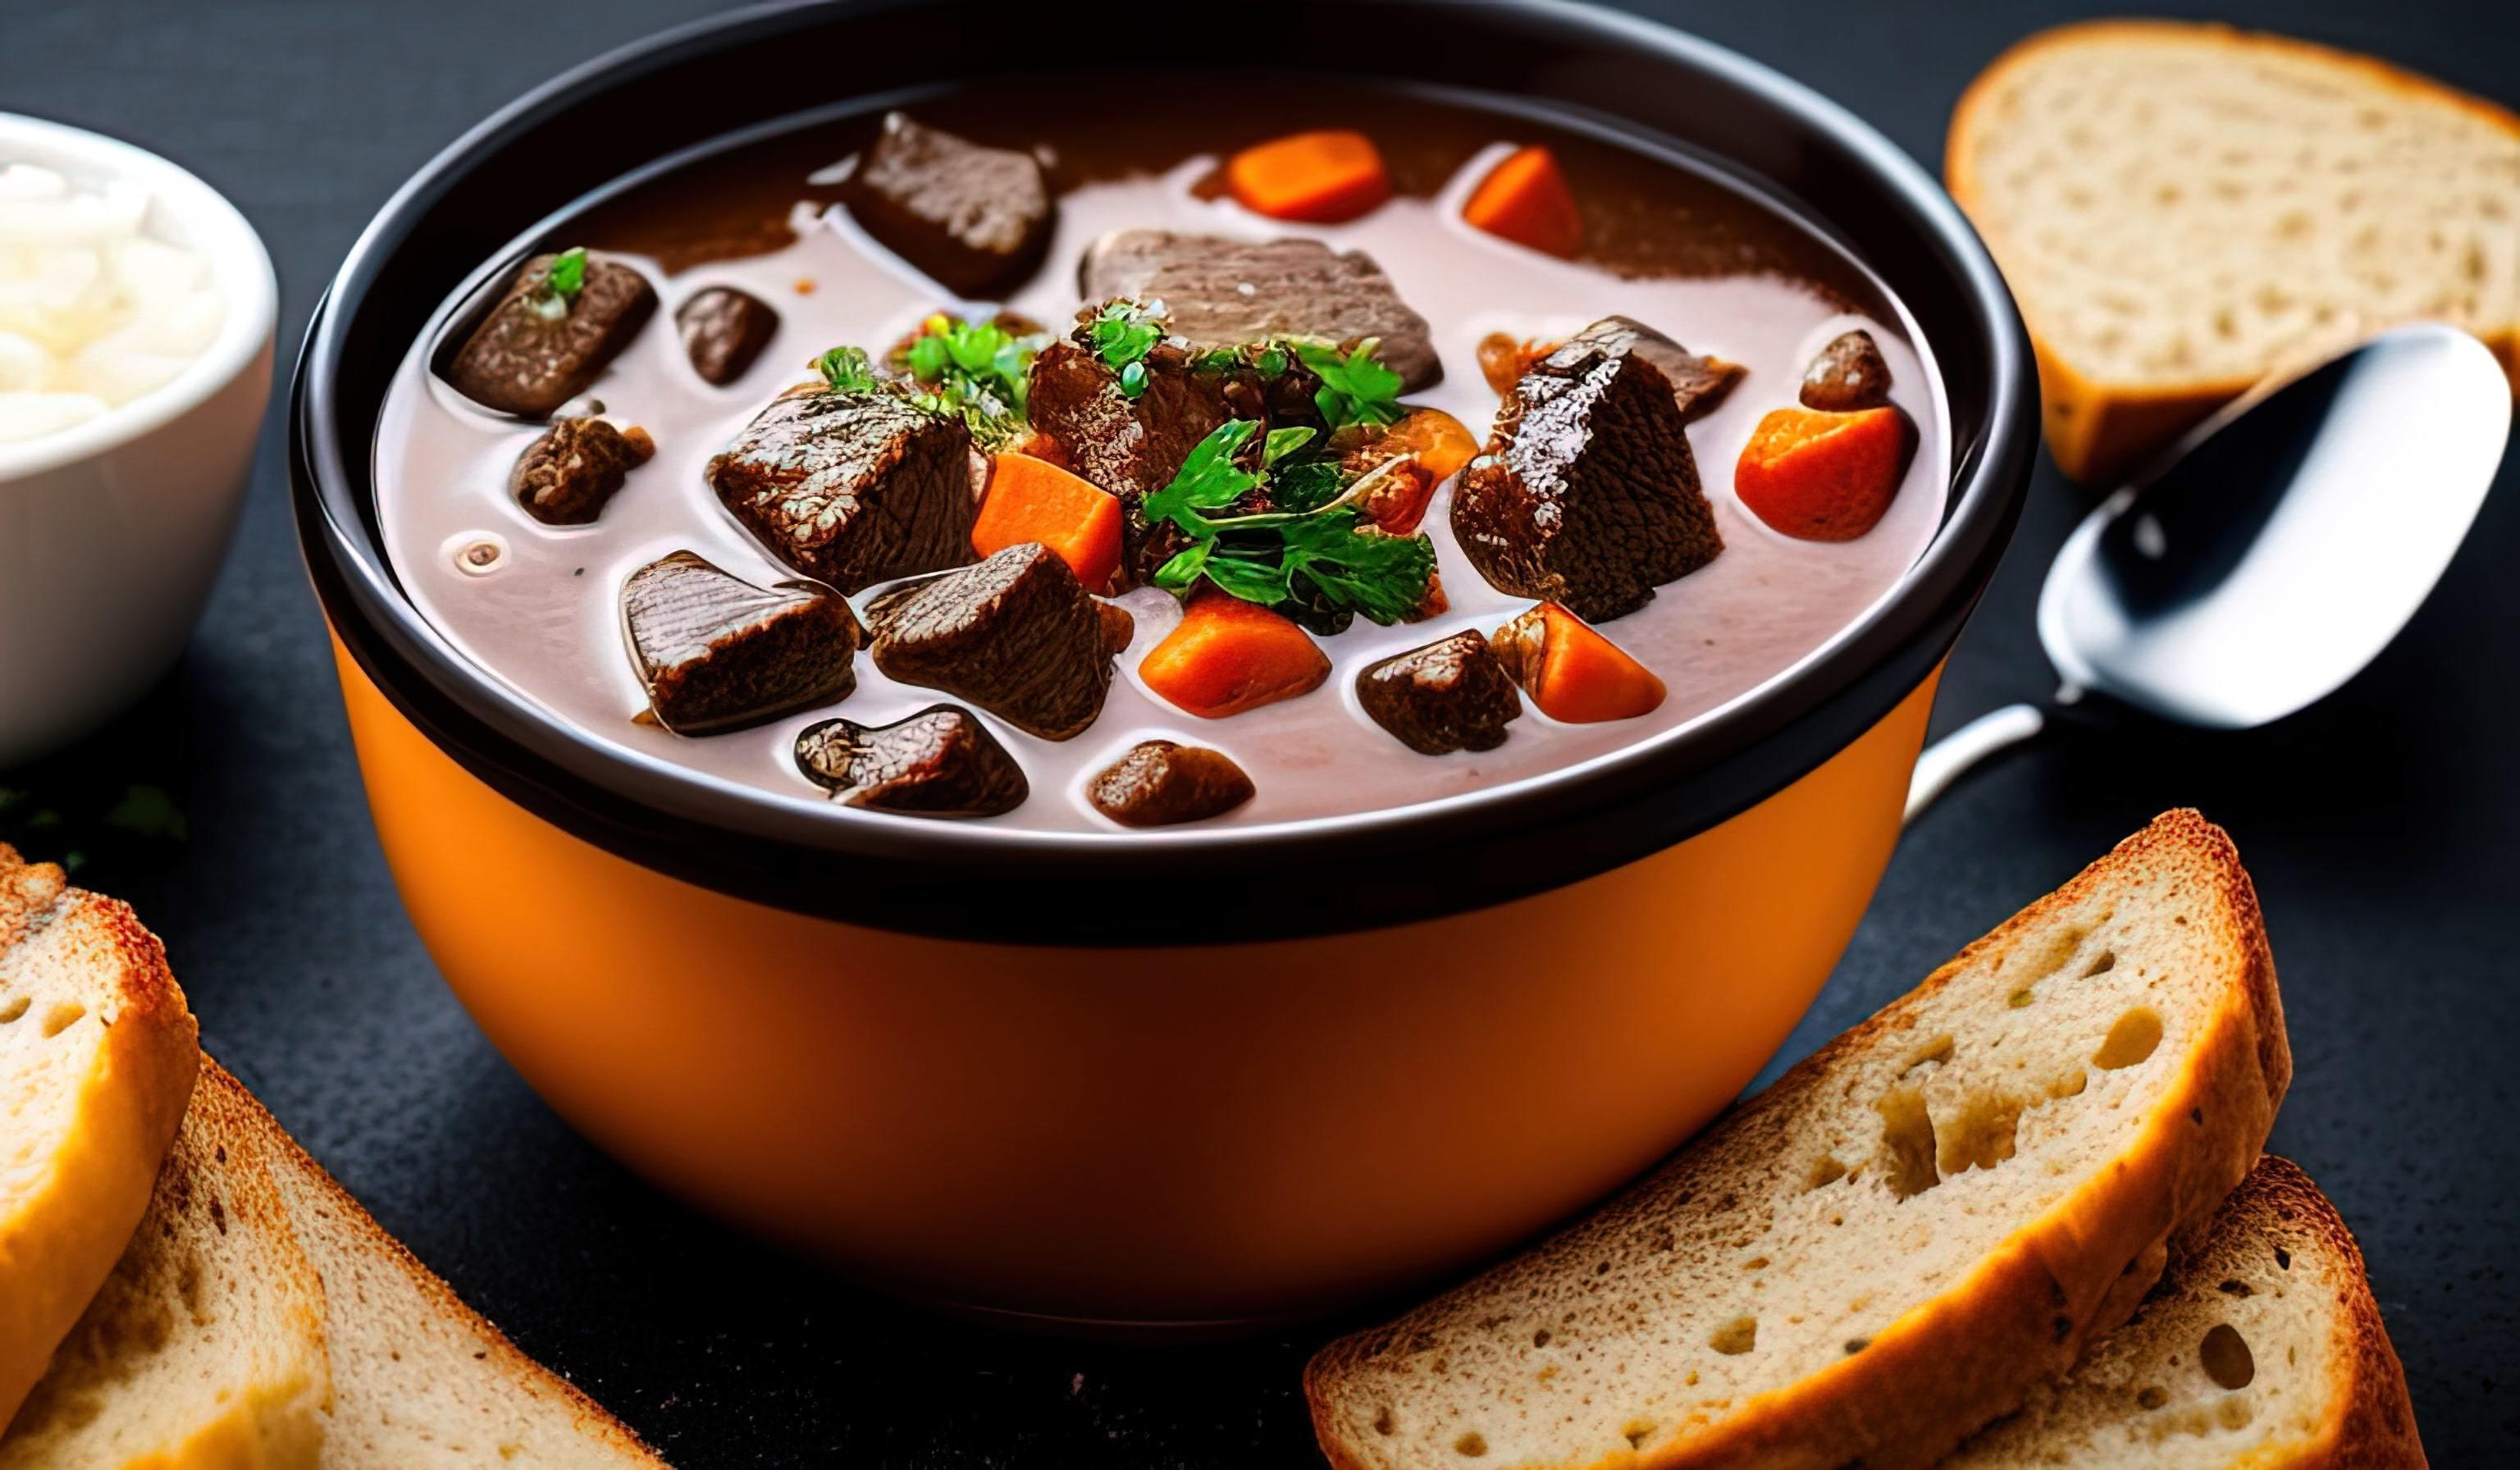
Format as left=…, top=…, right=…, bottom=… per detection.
left=1947, top=19, right=2520, bottom=486
left=0, top=846, right=200, bottom=1428
left=1306, top=811, right=2289, bottom=1470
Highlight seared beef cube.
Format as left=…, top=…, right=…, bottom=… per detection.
left=1026, top=333, right=1321, bottom=586
left=445, top=251, right=656, bottom=418
left=1480, top=320, right=1742, bottom=422
left=1356, top=630, right=1523, bottom=756
left=844, top=112, right=1055, bottom=298
left=794, top=705, right=1027, bottom=818
left=1078, top=231, right=1441, bottom=390
left=1800, top=328, right=1893, bottom=411
left=677, top=286, right=779, bottom=386
left=867, top=542, right=1134, bottom=741
left=622, top=550, right=860, bottom=733
left=707, top=385, right=980, bottom=593
left=511, top=413, right=655, bottom=525
left=1086, top=740, right=1255, bottom=827
left=1451, top=317, right=1723, bottom=623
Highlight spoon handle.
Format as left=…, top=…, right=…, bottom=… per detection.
left=1904, top=703, right=2047, bottom=824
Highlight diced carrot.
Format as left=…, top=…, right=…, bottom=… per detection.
left=1384, top=407, right=1481, bottom=483
left=1463, top=146, right=1583, bottom=258
left=973, top=453, right=1125, bottom=591
left=1491, top=603, right=1666, bottom=723
left=1139, top=592, right=1331, bottom=719
left=1733, top=407, right=1916, bottom=542
left=1475, top=331, right=1560, bottom=395
left=1226, top=130, right=1391, bottom=224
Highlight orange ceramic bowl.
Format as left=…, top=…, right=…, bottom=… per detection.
left=292, top=1, right=2034, bottom=1328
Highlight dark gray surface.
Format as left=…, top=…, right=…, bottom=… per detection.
left=4, top=0, right=2513, bottom=1463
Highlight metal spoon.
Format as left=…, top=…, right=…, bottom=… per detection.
left=1906, top=322, right=2512, bottom=821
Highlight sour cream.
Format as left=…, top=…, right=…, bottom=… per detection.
left=0, top=162, right=226, bottom=442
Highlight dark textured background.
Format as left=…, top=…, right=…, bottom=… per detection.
left=4, top=1, right=2514, bottom=1463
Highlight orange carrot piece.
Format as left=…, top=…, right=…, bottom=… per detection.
left=1386, top=407, right=1481, bottom=483
left=1463, top=145, right=1583, bottom=258
left=1226, top=130, right=1391, bottom=224
left=1491, top=603, right=1666, bottom=723
left=973, top=453, right=1125, bottom=591
left=1733, top=406, right=1916, bottom=542
left=1139, top=592, right=1331, bottom=719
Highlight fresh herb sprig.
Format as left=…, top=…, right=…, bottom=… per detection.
left=1089, top=298, right=1167, bottom=398
left=531, top=246, right=589, bottom=322
left=1294, top=337, right=1404, bottom=430
left=812, top=345, right=882, bottom=393
left=1144, top=419, right=1435, bottom=628
left=896, top=313, right=1043, bottom=448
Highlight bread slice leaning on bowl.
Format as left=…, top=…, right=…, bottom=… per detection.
left=1947, top=19, right=2520, bottom=486
left=0, top=844, right=199, bottom=1428
left=1306, top=810, right=2290, bottom=1470
left=0, top=1059, right=331, bottom=1469
left=1947, top=1155, right=2425, bottom=1469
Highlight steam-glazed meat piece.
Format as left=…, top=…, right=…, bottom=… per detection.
left=445, top=251, right=656, bottom=418
left=707, top=384, right=979, bottom=593
left=1356, top=630, right=1523, bottom=755
left=1451, top=317, right=1723, bottom=623
left=1086, top=740, right=1255, bottom=827
left=1477, top=321, right=1742, bottom=422
left=1799, top=328, right=1893, bottom=411
left=843, top=112, right=1055, bottom=299
left=794, top=705, right=1028, bottom=819
left=1025, top=332, right=1321, bottom=585
left=867, top=542, right=1135, bottom=741
left=510, top=413, right=655, bottom=525
left=622, top=550, right=860, bottom=733
left=676, top=285, right=779, bottom=386
left=1078, top=231, right=1441, bottom=390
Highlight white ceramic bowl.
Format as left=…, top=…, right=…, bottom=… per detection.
left=0, top=112, right=276, bottom=767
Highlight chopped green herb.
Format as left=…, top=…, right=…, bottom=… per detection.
left=893, top=313, right=1043, bottom=449
left=1089, top=299, right=1167, bottom=395
left=104, top=784, right=187, bottom=842
left=812, top=345, right=882, bottom=394
left=531, top=246, right=589, bottom=321
left=1143, top=419, right=1434, bottom=626
left=1294, top=338, right=1405, bottom=430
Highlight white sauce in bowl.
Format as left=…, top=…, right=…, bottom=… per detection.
left=374, top=144, right=1947, bottom=835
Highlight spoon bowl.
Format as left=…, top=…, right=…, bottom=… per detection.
left=1910, top=322, right=2511, bottom=819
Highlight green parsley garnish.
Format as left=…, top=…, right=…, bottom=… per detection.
left=1089, top=299, right=1167, bottom=395
left=103, top=784, right=187, bottom=842
left=812, top=345, right=882, bottom=393
left=531, top=246, right=589, bottom=321
left=1294, top=338, right=1405, bottom=430
left=1144, top=419, right=1436, bottom=628
left=896, top=313, right=1043, bottom=449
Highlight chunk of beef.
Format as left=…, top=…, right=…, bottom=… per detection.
left=843, top=112, right=1055, bottom=299
left=1025, top=332, right=1320, bottom=586
left=1086, top=740, right=1256, bottom=827
left=1477, top=321, right=1742, bottom=422
left=676, top=286, right=779, bottom=386
left=622, top=550, right=860, bottom=733
left=1078, top=230, right=1441, bottom=390
left=707, top=384, right=979, bottom=593
left=1799, top=328, right=1893, bottom=411
left=1355, top=630, right=1523, bottom=756
left=794, top=705, right=1028, bottom=818
left=1451, top=317, right=1723, bottom=623
left=445, top=251, right=656, bottom=418
left=866, top=542, right=1134, bottom=741
left=511, top=413, right=655, bottom=525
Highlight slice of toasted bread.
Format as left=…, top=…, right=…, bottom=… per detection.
left=1305, top=811, right=2290, bottom=1470
left=250, top=1087, right=669, bottom=1468
left=1947, top=1156, right=2425, bottom=1468
left=1947, top=20, right=2520, bottom=486
left=0, top=845, right=199, bottom=1427
left=0, top=1060, right=330, bottom=1469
